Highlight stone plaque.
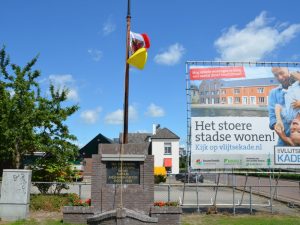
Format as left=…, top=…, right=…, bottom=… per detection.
left=106, top=161, right=140, bottom=184
left=0, top=169, right=32, bottom=221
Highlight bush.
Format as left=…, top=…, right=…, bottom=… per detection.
left=154, top=174, right=166, bottom=184
left=31, top=159, right=74, bottom=194
left=30, top=193, right=91, bottom=212
left=67, top=193, right=91, bottom=206
left=30, top=194, right=70, bottom=211
left=154, top=201, right=179, bottom=207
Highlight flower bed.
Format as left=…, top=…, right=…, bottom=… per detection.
left=67, top=193, right=91, bottom=206
left=154, top=201, right=179, bottom=207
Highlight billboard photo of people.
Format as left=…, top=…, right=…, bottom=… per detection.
left=188, top=63, right=300, bottom=169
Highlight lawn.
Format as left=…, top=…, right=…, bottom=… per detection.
left=182, top=214, right=300, bottom=225
left=2, top=214, right=300, bottom=225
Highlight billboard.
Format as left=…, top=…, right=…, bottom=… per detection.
left=189, top=63, right=300, bottom=169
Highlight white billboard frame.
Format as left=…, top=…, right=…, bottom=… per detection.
left=186, top=61, right=300, bottom=170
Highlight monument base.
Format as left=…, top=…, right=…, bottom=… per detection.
left=87, top=207, right=158, bottom=225
left=63, top=206, right=182, bottom=224
left=0, top=203, right=29, bottom=221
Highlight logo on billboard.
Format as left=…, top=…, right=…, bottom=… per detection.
left=224, top=158, right=242, bottom=165
left=195, top=159, right=204, bottom=166
left=274, top=147, right=300, bottom=165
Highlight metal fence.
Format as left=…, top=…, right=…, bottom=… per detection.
left=1, top=173, right=299, bottom=215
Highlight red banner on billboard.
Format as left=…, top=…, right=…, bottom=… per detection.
left=190, top=66, right=245, bottom=80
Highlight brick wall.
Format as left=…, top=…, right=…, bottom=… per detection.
left=83, top=158, right=93, bottom=176
left=63, top=206, right=94, bottom=224
left=91, top=151, right=154, bottom=214
left=150, top=206, right=182, bottom=225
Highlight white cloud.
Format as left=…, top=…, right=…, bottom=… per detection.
left=49, top=74, right=74, bottom=86
left=146, top=103, right=165, bottom=117
left=67, top=89, right=79, bottom=101
left=88, top=49, right=103, bottom=61
left=49, top=74, right=79, bottom=101
left=105, top=105, right=138, bottom=125
left=102, top=16, right=116, bottom=36
left=214, top=11, right=300, bottom=61
left=80, top=107, right=102, bottom=124
left=154, top=43, right=185, bottom=65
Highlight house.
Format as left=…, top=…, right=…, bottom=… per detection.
left=219, top=78, right=279, bottom=105
left=150, top=125, right=180, bottom=174
left=79, top=125, right=180, bottom=176
left=119, top=125, right=180, bottom=174
left=195, top=78, right=279, bottom=106
left=79, top=133, right=112, bottom=176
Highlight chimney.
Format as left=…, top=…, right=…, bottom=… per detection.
left=152, top=124, right=157, bottom=135
left=153, top=124, right=160, bottom=135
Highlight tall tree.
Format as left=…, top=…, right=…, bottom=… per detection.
left=0, top=46, right=79, bottom=169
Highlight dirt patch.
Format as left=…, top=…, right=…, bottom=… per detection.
left=0, top=210, right=62, bottom=224
left=29, top=210, right=63, bottom=221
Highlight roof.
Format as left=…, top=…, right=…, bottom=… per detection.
left=221, top=77, right=279, bottom=88
left=79, top=133, right=112, bottom=158
left=119, top=133, right=152, bottom=143
left=151, top=128, right=180, bottom=140
left=128, top=133, right=152, bottom=143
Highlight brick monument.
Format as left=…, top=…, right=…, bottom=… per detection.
left=63, top=142, right=181, bottom=224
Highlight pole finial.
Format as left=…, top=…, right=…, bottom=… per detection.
left=127, top=0, right=131, bottom=17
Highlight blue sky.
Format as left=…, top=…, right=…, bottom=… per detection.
left=1, top=0, right=300, bottom=147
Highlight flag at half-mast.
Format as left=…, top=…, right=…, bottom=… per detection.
left=127, top=31, right=150, bottom=70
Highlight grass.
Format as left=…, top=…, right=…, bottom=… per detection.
left=5, top=220, right=65, bottom=225
left=0, top=220, right=86, bottom=225
left=2, top=214, right=300, bottom=225
left=3, top=220, right=86, bottom=225
left=30, top=194, right=72, bottom=212
left=182, top=214, right=300, bottom=225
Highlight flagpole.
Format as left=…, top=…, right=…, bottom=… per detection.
left=123, top=0, right=131, bottom=144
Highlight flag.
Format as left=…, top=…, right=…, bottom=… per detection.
left=130, top=32, right=150, bottom=53
left=127, top=31, right=150, bottom=70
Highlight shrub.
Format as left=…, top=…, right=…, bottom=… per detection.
left=154, top=174, right=167, bottom=184
left=154, top=201, right=179, bottom=207
left=154, top=167, right=167, bottom=184
left=30, top=194, right=70, bottom=211
left=30, top=193, right=91, bottom=212
left=67, top=193, right=91, bottom=206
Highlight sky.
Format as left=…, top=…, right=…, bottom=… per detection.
left=1, top=0, right=300, bottom=148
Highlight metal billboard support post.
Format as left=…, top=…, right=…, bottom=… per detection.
left=233, top=185, right=236, bottom=216
left=249, top=186, right=253, bottom=214
left=213, top=173, right=220, bottom=207
left=240, top=173, right=248, bottom=205
left=196, top=175, right=200, bottom=212
left=269, top=170, right=273, bottom=214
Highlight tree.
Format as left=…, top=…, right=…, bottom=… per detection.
left=0, top=46, right=79, bottom=171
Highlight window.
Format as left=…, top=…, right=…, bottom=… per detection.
left=234, top=89, right=240, bottom=94
left=257, top=88, right=264, bottom=93
left=258, top=97, right=265, bottom=103
left=234, top=97, right=240, bottom=103
left=164, top=143, right=172, bottom=155
left=215, top=98, right=220, bottom=103
left=221, top=89, right=226, bottom=94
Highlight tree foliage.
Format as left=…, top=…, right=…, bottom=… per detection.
left=0, top=46, right=79, bottom=172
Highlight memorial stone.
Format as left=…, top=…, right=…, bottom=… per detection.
left=0, top=169, right=32, bottom=221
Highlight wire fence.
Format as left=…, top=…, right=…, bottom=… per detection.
left=1, top=173, right=299, bottom=215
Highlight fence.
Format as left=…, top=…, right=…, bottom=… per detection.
left=1, top=173, right=299, bottom=215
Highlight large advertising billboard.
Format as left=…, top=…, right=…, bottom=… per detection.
left=189, top=63, right=300, bottom=169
